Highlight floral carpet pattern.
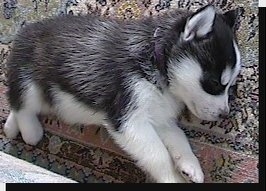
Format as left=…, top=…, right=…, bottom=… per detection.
left=0, top=0, right=258, bottom=183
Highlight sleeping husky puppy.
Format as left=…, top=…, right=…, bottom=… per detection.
left=4, top=5, right=241, bottom=183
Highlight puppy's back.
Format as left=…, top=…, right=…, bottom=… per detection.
left=6, top=15, right=132, bottom=111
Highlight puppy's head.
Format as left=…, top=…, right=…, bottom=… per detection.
left=167, top=5, right=241, bottom=121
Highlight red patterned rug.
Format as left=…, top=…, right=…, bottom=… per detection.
left=0, top=0, right=258, bottom=183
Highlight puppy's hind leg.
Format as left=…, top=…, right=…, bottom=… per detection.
left=4, top=111, right=19, bottom=139
left=15, top=109, right=44, bottom=145
left=15, top=83, right=44, bottom=145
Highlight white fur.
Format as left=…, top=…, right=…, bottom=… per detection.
left=4, top=84, right=45, bottom=145
left=167, top=41, right=241, bottom=121
left=221, top=66, right=232, bottom=85
left=15, top=108, right=44, bottom=145
left=51, top=87, right=109, bottom=126
left=4, top=83, right=110, bottom=145
left=153, top=118, right=204, bottom=183
left=107, top=78, right=189, bottom=183
left=4, top=82, right=49, bottom=145
left=13, top=83, right=45, bottom=145
left=107, top=78, right=204, bottom=183
left=183, top=6, right=215, bottom=41
left=3, top=111, right=19, bottom=138
left=4, top=79, right=194, bottom=182
left=230, top=41, right=241, bottom=86
left=168, top=57, right=229, bottom=121
left=221, top=41, right=241, bottom=87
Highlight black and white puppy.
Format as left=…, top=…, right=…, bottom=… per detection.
left=4, top=5, right=241, bottom=183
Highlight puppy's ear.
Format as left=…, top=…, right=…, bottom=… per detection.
left=223, top=8, right=239, bottom=30
left=182, top=5, right=216, bottom=41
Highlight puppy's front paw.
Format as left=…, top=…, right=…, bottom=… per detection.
left=174, top=154, right=204, bottom=183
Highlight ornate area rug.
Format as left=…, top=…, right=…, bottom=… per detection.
left=0, top=0, right=258, bottom=183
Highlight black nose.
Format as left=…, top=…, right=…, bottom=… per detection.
left=219, top=111, right=229, bottom=119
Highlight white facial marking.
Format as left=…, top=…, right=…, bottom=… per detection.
left=168, top=56, right=202, bottom=86
left=231, top=40, right=241, bottom=83
left=225, top=40, right=241, bottom=91
left=221, top=66, right=232, bottom=86
left=168, top=57, right=230, bottom=121
left=221, top=40, right=241, bottom=87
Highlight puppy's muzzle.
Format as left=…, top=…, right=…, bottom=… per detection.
left=218, top=108, right=230, bottom=119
